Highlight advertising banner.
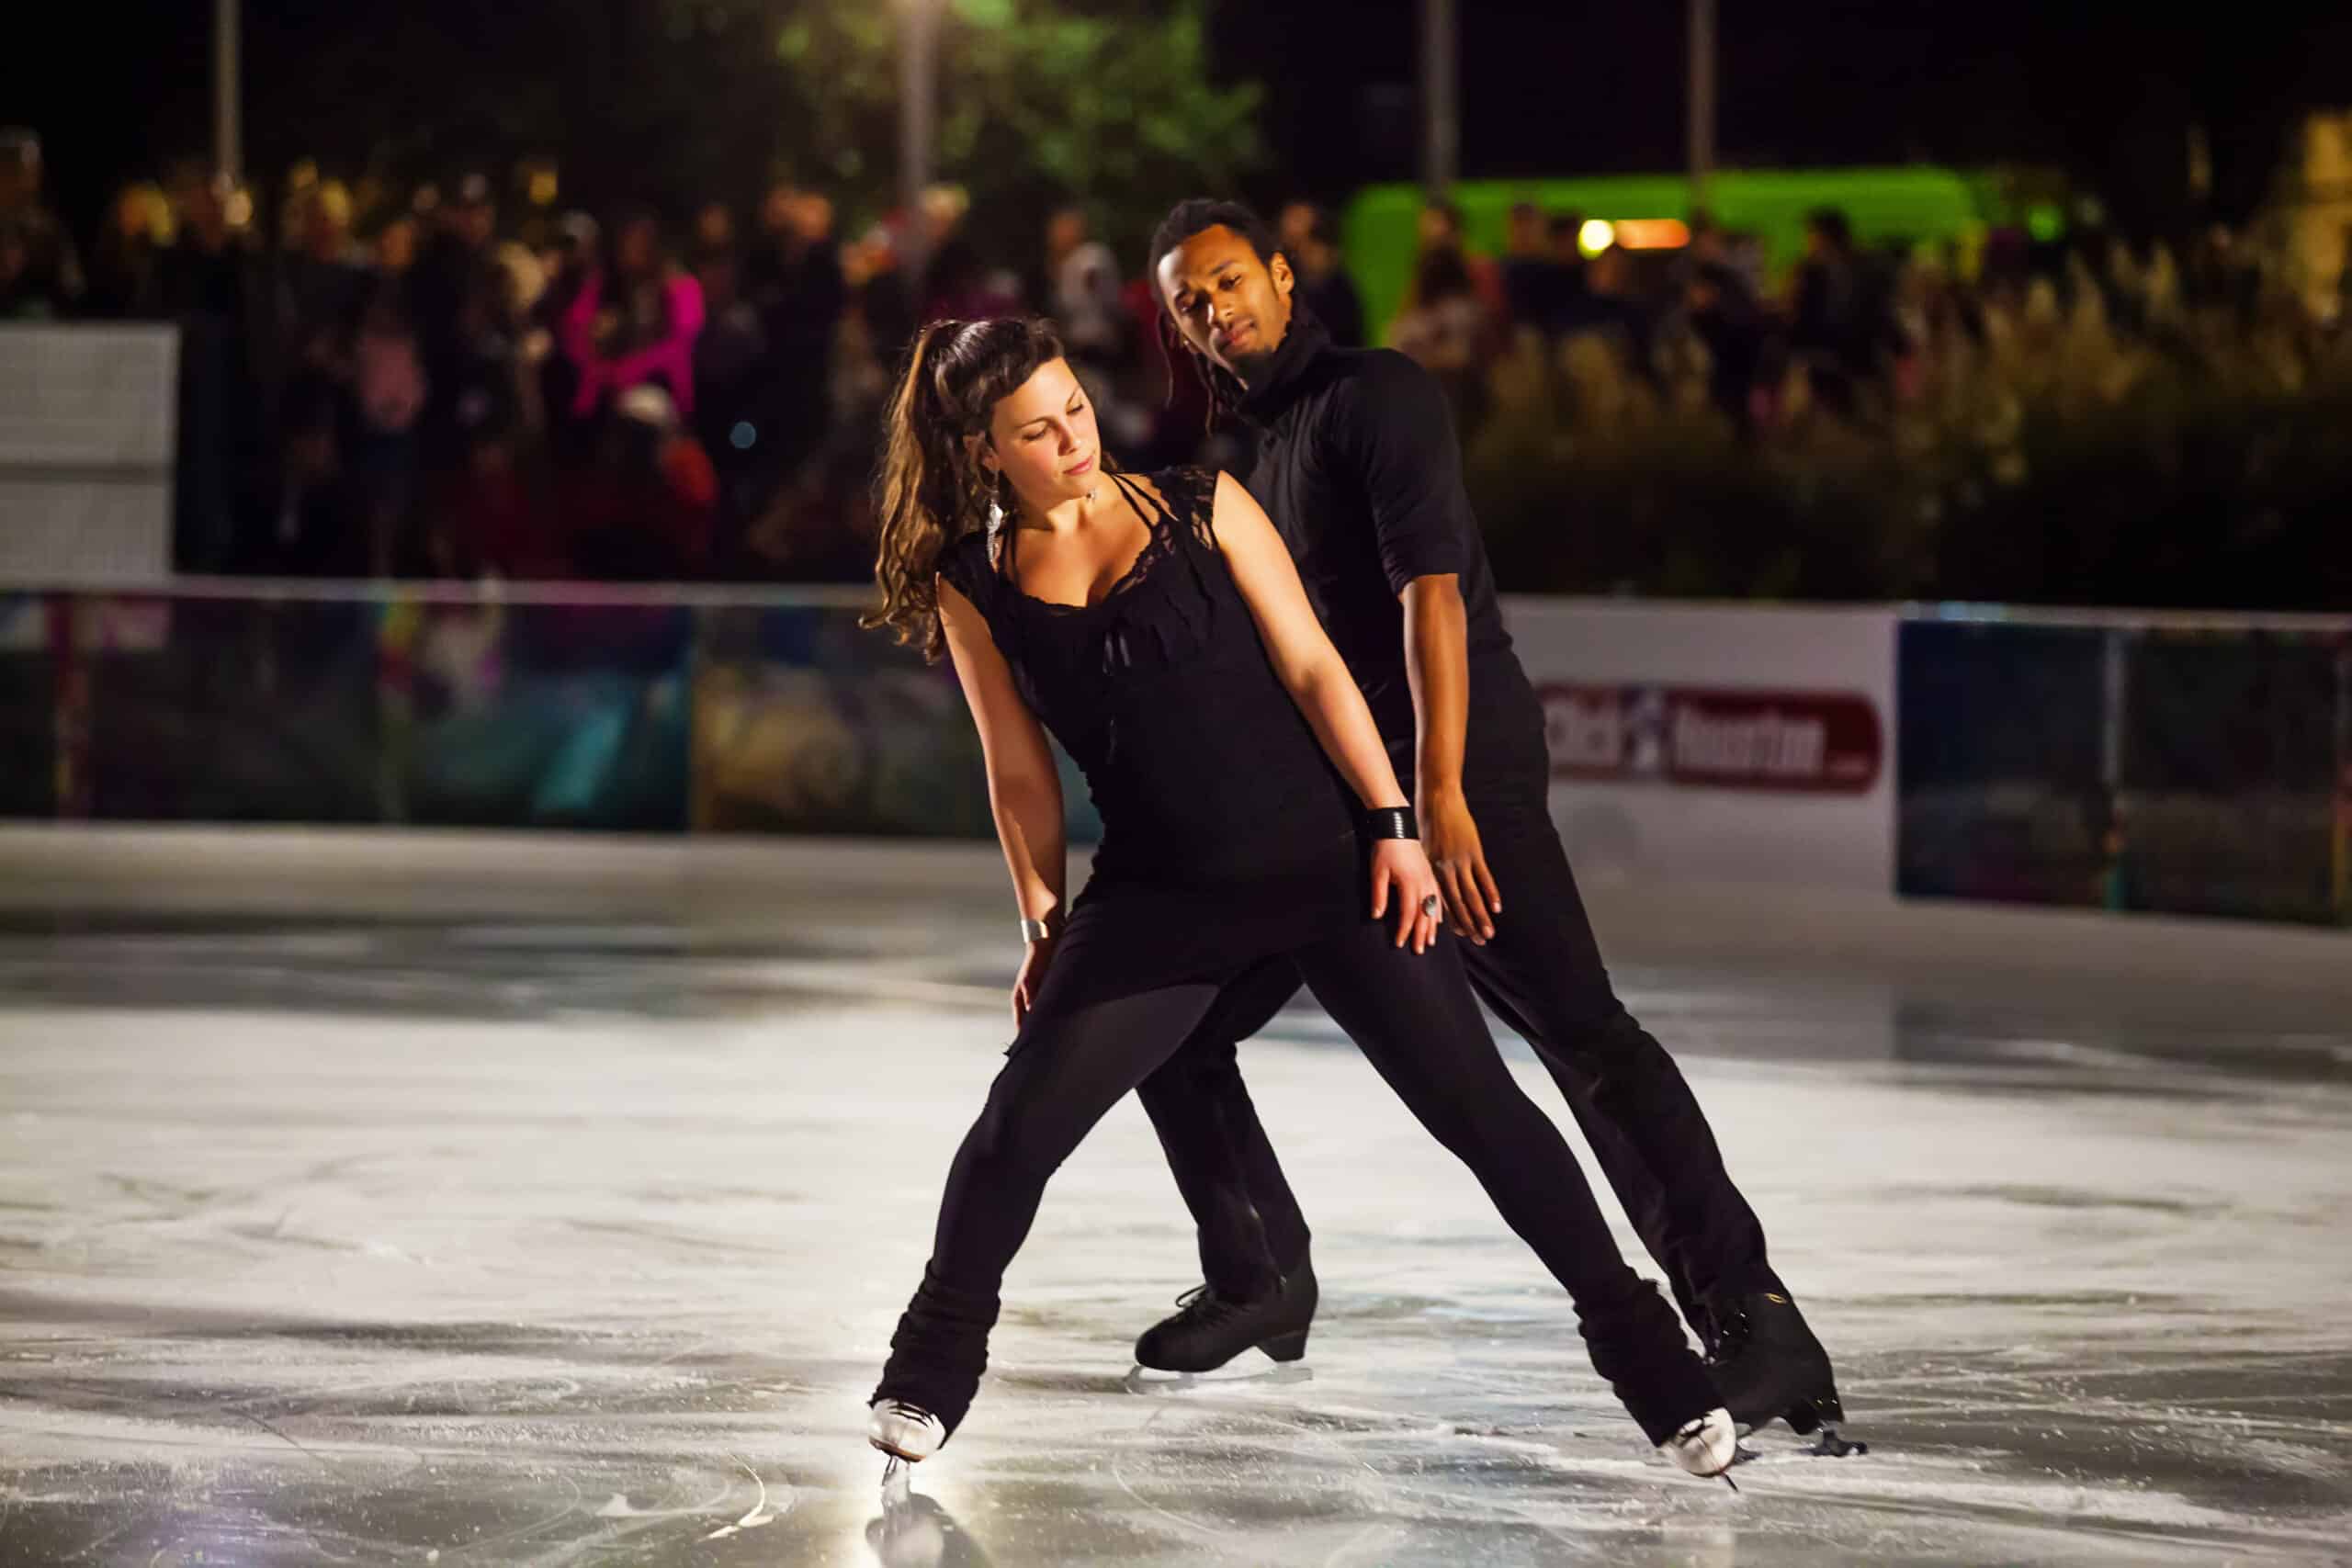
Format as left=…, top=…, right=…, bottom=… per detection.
left=1503, top=600, right=1899, bottom=892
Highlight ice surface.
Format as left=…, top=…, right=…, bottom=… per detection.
left=1, top=835, right=2348, bottom=1564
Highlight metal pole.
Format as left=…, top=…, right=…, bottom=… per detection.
left=214, top=0, right=242, bottom=186
left=2098, top=628, right=2131, bottom=910
left=2335, top=637, right=2351, bottom=924
left=899, top=0, right=942, bottom=301
left=1688, top=0, right=1715, bottom=212
left=1420, top=0, right=1458, bottom=197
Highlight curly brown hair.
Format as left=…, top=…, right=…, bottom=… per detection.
left=865, top=317, right=1068, bottom=662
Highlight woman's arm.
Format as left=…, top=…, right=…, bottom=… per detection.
left=1209, top=471, right=1442, bottom=952
left=938, top=577, right=1069, bottom=1017
left=1212, top=471, right=1406, bottom=813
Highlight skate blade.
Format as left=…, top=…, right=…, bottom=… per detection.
left=1124, top=1361, right=1314, bottom=1396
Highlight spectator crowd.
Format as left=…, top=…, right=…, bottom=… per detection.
left=6, top=125, right=2347, bottom=599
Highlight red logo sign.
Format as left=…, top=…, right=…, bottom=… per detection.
left=1538, top=684, right=1883, bottom=794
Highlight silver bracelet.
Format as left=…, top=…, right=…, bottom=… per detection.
left=1018, top=916, right=1056, bottom=942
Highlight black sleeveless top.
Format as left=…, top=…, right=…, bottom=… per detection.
left=937, top=468, right=1363, bottom=963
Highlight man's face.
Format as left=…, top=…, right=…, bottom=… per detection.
left=1156, top=224, right=1295, bottom=381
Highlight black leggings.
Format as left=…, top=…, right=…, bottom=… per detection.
left=874, top=916, right=1717, bottom=1446
left=1138, top=782, right=1781, bottom=1330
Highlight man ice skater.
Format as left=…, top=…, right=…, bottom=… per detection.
left=1131, top=198, right=1848, bottom=1440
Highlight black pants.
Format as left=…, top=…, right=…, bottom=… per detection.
left=876, top=915, right=1716, bottom=1446
left=1136, top=780, right=1782, bottom=1330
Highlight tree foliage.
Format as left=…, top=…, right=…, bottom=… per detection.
left=717, top=0, right=1263, bottom=255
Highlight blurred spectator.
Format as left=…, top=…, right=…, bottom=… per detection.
left=1788, top=207, right=1901, bottom=421
left=1417, top=196, right=1506, bottom=321
left=531, top=212, right=598, bottom=454
left=692, top=200, right=736, bottom=270
left=1532, top=214, right=1594, bottom=334
left=919, top=186, right=1020, bottom=323
left=688, top=231, right=772, bottom=563
left=279, top=181, right=369, bottom=374
left=372, top=214, right=420, bottom=279
left=559, top=385, right=717, bottom=580
left=157, top=172, right=258, bottom=320
left=1283, top=202, right=1366, bottom=349
left=1387, top=243, right=1490, bottom=419
left=407, top=174, right=513, bottom=465
left=160, top=168, right=267, bottom=570
left=1551, top=244, right=1657, bottom=382
left=348, top=284, right=429, bottom=575
left=431, top=410, right=561, bottom=581
left=1682, top=220, right=1768, bottom=431
left=1500, top=201, right=1578, bottom=336
left=0, top=129, right=84, bottom=318
left=265, top=375, right=359, bottom=575
left=739, top=182, right=846, bottom=510
left=560, top=209, right=706, bottom=420
left=83, top=183, right=173, bottom=319
left=1041, top=205, right=1126, bottom=369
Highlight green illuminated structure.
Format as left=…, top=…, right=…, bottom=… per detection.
left=1341, top=167, right=2062, bottom=334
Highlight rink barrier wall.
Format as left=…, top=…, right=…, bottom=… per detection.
left=0, top=581, right=2346, bottom=927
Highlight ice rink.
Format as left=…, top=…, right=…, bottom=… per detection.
left=2, top=830, right=2348, bottom=1565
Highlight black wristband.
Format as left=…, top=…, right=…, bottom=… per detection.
left=1363, top=805, right=1419, bottom=840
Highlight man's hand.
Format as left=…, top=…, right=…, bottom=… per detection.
left=1421, top=785, right=1501, bottom=943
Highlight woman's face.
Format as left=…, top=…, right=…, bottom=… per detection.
left=983, top=357, right=1101, bottom=509
left=617, top=220, right=659, bottom=274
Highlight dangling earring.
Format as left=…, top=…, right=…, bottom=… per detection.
left=978, top=469, right=1006, bottom=561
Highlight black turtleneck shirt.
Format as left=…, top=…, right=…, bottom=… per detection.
left=1237, top=312, right=1532, bottom=783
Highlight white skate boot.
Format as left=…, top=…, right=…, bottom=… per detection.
left=867, top=1398, right=946, bottom=1462
left=1661, top=1405, right=1741, bottom=1484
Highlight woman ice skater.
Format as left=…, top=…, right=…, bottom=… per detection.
left=860, top=317, right=1736, bottom=1481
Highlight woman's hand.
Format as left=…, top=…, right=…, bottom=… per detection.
left=1012, top=935, right=1057, bottom=1027
left=1368, top=838, right=1444, bottom=955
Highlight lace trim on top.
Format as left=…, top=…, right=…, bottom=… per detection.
left=991, top=468, right=1211, bottom=615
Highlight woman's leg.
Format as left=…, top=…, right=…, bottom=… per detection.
left=1291, top=921, right=1719, bottom=1446
left=874, top=974, right=1225, bottom=1437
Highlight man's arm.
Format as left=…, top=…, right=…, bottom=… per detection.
left=1340, top=355, right=1503, bottom=940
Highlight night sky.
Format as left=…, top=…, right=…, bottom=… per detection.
left=17, top=0, right=2352, bottom=237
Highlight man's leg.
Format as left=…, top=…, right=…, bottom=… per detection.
left=1460, top=780, right=1847, bottom=1434
left=1461, top=784, right=1778, bottom=1320
left=1132, top=956, right=1309, bottom=1300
